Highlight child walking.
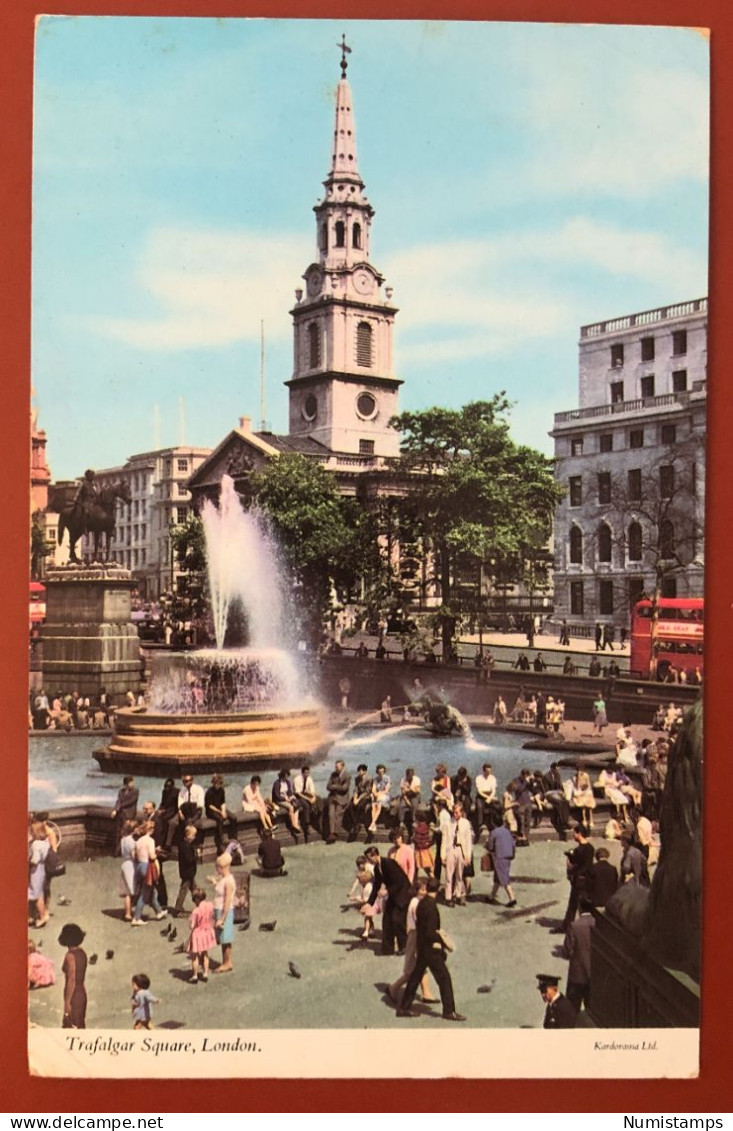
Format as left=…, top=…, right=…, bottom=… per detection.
left=131, top=973, right=159, bottom=1029
left=186, top=888, right=217, bottom=983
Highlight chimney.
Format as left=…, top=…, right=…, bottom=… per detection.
left=239, top=416, right=252, bottom=433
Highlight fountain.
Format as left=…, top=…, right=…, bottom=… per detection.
left=94, top=476, right=325, bottom=776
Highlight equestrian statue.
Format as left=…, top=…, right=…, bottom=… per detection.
left=57, top=469, right=132, bottom=563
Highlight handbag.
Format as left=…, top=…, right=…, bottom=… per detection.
left=45, top=847, right=66, bottom=878
left=480, top=851, right=493, bottom=873
left=463, top=857, right=475, bottom=878
left=145, top=859, right=160, bottom=886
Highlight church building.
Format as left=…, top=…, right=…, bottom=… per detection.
left=188, top=43, right=406, bottom=509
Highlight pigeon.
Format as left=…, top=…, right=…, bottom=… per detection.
left=105, top=950, right=114, bottom=961
left=174, top=943, right=186, bottom=955
left=169, top=928, right=177, bottom=942
left=259, top=921, right=277, bottom=932
left=477, top=979, right=496, bottom=994
left=288, top=961, right=301, bottom=980
left=89, top=954, right=98, bottom=965
left=160, top=923, right=172, bottom=937
left=57, top=896, right=71, bottom=906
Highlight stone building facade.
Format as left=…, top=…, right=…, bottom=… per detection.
left=91, top=446, right=211, bottom=599
left=551, top=298, right=707, bottom=633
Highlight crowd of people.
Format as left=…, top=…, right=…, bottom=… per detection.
left=29, top=687, right=140, bottom=731
left=28, top=676, right=685, bottom=1031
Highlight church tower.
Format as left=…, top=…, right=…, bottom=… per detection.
left=287, top=39, right=402, bottom=457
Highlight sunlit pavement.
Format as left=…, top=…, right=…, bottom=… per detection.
left=30, top=833, right=617, bottom=1031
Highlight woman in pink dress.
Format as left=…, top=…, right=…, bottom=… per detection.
left=242, top=775, right=274, bottom=832
left=186, top=888, right=217, bottom=983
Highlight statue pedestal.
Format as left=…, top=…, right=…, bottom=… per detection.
left=590, top=910, right=700, bottom=1027
left=41, top=565, right=143, bottom=699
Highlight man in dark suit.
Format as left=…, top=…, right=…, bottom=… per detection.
left=365, top=845, right=412, bottom=955
left=553, top=824, right=594, bottom=932
left=562, top=897, right=596, bottom=1012
left=325, top=760, right=351, bottom=844
left=589, top=847, right=618, bottom=908
left=397, top=876, right=465, bottom=1022
left=541, top=763, right=570, bottom=841
left=537, top=973, right=577, bottom=1029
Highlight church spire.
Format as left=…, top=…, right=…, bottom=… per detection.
left=287, top=43, right=401, bottom=460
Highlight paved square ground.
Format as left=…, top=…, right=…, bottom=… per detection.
left=29, top=835, right=616, bottom=1032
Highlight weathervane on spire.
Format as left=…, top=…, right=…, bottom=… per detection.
left=337, top=33, right=351, bottom=78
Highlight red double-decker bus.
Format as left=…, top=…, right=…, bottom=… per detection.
left=629, top=597, right=703, bottom=681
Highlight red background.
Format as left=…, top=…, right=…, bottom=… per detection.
left=3, top=0, right=730, bottom=1113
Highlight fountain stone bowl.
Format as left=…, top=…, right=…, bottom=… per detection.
left=94, top=648, right=327, bottom=777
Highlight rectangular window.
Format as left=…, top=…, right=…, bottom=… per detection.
left=600, top=433, right=613, bottom=453
left=165, top=460, right=172, bottom=476
left=570, top=437, right=584, bottom=457
left=660, top=465, right=675, bottom=499
left=610, top=381, right=624, bottom=404
left=628, top=577, right=645, bottom=609
left=176, top=507, right=188, bottom=524
left=177, top=458, right=188, bottom=472
left=628, top=469, right=642, bottom=502
left=661, top=423, right=677, bottom=444
left=672, top=369, right=688, bottom=392
left=177, top=482, right=188, bottom=496
left=570, top=581, right=584, bottom=616
left=611, top=343, right=624, bottom=368
left=569, top=476, right=582, bottom=507
left=640, top=337, right=655, bottom=362
left=672, top=330, right=687, bottom=356
left=640, top=375, right=655, bottom=399
left=359, top=439, right=375, bottom=456
left=661, top=576, right=678, bottom=598
left=630, top=429, right=644, bottom=449
left=598, top=472, right=611, bottom=504
left=599, top=579, right=614, bottom=615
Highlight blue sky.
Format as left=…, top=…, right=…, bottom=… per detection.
left=32, top=18, right=709, bottom=479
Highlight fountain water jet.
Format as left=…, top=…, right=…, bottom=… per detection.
left=94, top=475, right=325, bottom=776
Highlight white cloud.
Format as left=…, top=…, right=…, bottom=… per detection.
left=89, top=227, right=310, bottom=349
left=384, top=217, right=706, bottom=366
left=519, top=54, right=709, bottom=198
left=88, top=216, right=706, bottom=366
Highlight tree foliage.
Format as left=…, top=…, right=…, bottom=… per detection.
left=243, top=454, right=369, bottom=642
left=390, top=397, right=564, bottom=642
left=170, top=514, right=207, bottom=576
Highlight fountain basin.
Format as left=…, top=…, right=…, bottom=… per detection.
left=94, top=705, right=327, bottom=777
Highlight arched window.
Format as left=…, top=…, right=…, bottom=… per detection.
left=628, top=521, right=642, bottom=562
left=598, top=523, right=612, bottom=563
left=319, top=223, right=328, bottom=253
left=335, top=221, right=345, bottom=248
left=660, top=521, right=675, bottom=559
left=308, top=322, right=321, bottom=369
left=356, top=321, right=373, bottom=368
left=352, top=222, right=362, bottom=249
left=569, top=525, right=583, bottom=565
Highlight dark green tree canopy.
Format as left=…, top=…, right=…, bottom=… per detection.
left=391, top=396, right=563, bottom=577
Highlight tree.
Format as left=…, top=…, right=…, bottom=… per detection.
left=607, top=435, right=704, bottom=675
left=242, top=454, right=369, bottom=645
left=170, top=514, right=206, bottom=576
left=390, top=398, right=564, bottom=653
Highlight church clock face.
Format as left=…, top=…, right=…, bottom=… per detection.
left=353, top=268, right=374, bottom=296
left=306, top=267, right=323, bottom=298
